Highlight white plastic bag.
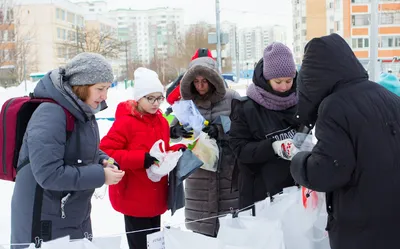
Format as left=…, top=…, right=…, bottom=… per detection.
left=293, top=132, right=316, bottom=152
left=218, top=215, right=285, bottom=249
left=172, top=100, right=206, bottom=138
left=164, top=228, right=223, bottom=249
left=191, top=132, right=219, bottom=172
left=147, top=139, right=183, bottom=182
left=255, top=187, right=330, bottom=249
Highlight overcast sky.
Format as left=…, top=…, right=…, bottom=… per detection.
left=109, top=0, right=294, bottom=45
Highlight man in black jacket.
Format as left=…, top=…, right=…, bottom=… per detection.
left=289, top=33, right=400, bottom=249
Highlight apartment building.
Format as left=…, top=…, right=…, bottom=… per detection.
left=12, top=0, right=120, bottom=78
left=14, top=0, right=85, bottom=73
left=0, top=4, right=15, bottom=85
left=108, top=7, right=185, bottom=66
left=71, top=0, right=108, bottom=14
left=293, top=0, right=400, bottom=70
left=292, top=0, right=332, bottom=64
left=349, top=0, right=400, bottom=71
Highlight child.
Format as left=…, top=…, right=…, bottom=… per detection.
left=100, top=67, right=184, bottom=249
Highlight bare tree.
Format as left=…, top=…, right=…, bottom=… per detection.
left=0, top=0, right=36, bottom=87
left=61, top=27, right=124, bottom=59
left=166, top=22, right=230, bottom=75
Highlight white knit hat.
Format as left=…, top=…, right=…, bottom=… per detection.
left=133, top=67, right=164, bottom=101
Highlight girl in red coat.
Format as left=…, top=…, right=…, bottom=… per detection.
left=100, top=67, right=183, bottom=249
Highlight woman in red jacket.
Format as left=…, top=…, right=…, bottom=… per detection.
left=100, top=67, right=184, bottom=249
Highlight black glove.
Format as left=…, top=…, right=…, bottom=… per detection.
left=170, top=124, right=193, bottom=139
left=202, top=125, right=219, bottom=140
left=144, top=153, right=158, bottom=169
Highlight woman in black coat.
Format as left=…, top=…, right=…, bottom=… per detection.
left=229, top=42, right=299, bottom=208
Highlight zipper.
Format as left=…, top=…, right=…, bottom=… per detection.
left=2, top=98, right=16, bottom=174
left=60, top=193, right=71, bottom=219
left=91, top=118, right=98, bottom=163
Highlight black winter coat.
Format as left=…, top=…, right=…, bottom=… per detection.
left=229, top=98, right=298, bottom=208
left=291, top=33, right=400, bottom=249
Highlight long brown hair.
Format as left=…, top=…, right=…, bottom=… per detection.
left=71, top=84, right=95, bottom=101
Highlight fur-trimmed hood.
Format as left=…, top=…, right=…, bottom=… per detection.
left=180, top=57, right=226, bottom=108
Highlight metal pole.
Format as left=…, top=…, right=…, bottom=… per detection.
left=76, top=26, right=79, bottom=54
left=369, top=0, right=379, bottom=82
left=125, top=41, right=128, bottom=79
left=215, top=0, right=222, bottom=73
left=24, top=54, right=26, bottom=94
left=235, top=25, right=240, bottom=82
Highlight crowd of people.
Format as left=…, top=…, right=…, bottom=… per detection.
left=8, top=33, right=400, bottom=249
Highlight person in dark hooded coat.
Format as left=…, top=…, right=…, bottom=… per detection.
left=170, top=57, right=240, bottom=237
left=290, top=33, right=400, bottom=249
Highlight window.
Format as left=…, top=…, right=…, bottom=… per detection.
left=335, top=0, right=340, bottom=9
left=351, top=0, right=370, bottom=3
left=67, top=12, right=75, bottom=23
left=381, top=13, right=400, bottom=25
left=379, top=36, right=400, bottom=48
left=352, top=38, right=369, bottom=48
left=335, top=21, right=341, bottom=31
left=352, top=14, right=370, bottom=26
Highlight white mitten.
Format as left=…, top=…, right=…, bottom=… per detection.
left=272, top=139, right=299, bottom=160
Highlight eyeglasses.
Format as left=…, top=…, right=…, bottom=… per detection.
left=145, top=96, right=165, bottom=104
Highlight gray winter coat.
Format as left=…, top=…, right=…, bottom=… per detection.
left=179, top=57, right=240, bottom=237
left=10, top=70, right=109, bottom=248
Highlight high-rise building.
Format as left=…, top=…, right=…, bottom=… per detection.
left=71, top=0, right=108, bottom=15
left=0, top=0, right=16, bottom=85
left=349, top=0, right=400, bottom=71
left=108, top=7, right=184, bottom=66
left=270, top=25, right=288, bottom=45
left=292, top=0, right=400, bottom=71
left=292, top=0, right=333, bottom=64
left=237, top=26, right=270, bottom=69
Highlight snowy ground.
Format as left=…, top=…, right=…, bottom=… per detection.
left=0, top=80, right=248, bottom=248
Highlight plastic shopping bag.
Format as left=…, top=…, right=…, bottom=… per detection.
left=300, top=187, right=330, bottom=249
left=164, top=228, right=223, bottom=249
left=256, top=187, right=330, bottom=249
left=172, top=100, right=206, bottom=138
left=218, top=215, right=285, bottom=249
left=293, top=131, right=316, bottom=152
left=191, top=132, right=219, bottom=172
left=146, top=140, right=183, bottom=182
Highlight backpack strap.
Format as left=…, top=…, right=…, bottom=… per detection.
left=16, top=102, right=75, bottom=173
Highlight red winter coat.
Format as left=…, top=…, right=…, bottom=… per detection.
left=100, top=101, right=183, bottom=217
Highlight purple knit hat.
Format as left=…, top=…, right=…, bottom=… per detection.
left=262, top=42, right=296, bottom=80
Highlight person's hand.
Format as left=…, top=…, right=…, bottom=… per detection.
left=144, top=153, right=159, bottom=169
left=271, top=139, right=299, bottom=161
left=170, top=124, right=193, bottom=139
left=104, top=167, right=125, bottom=185
left=102, top=159, right=119, bottom=169
left=202, top=125, right=219, bottom=140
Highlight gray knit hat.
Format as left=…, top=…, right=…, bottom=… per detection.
left=64, top=52, right=114, bottom=86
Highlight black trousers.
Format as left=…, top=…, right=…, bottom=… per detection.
left=124, top=215, right=161, bottom=249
